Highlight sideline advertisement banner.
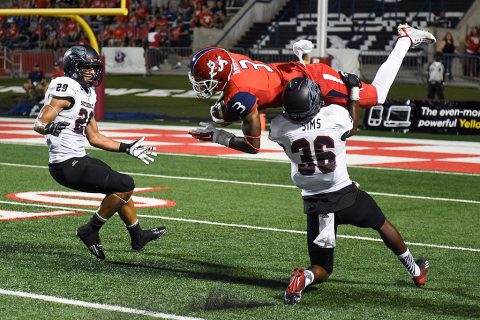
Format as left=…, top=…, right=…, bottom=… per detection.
left=363, top=100, right=480, bottom=135
left=102, top=47, right=146, bottom=74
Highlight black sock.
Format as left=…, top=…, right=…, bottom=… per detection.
left=88, top=213, right=106, bottom=230
left=127, top=221, right=142, bottom=240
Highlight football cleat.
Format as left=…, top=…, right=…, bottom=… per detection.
left=397, top=23, right=436, bottom=48
left=131, top=226, right=167, bottom=251
left=284, top=267, right=305, bottom=305
left=76, top=224, right=105, bottom=260
left=412, top=258, right=429, bottom=287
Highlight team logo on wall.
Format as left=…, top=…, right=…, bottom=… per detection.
left=2, top=187, right=176, bottom=221
left=115, top=50, right=126, bottom=64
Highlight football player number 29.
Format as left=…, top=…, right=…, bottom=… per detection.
left=291, top=136, right=336, bottom=175
left=74, top=108, right=93, bottom=135
left=55, top=83, right=68, bottom=92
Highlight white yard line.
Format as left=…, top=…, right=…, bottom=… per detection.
left=1, top=162, right=479, bottom=204
left=1, top=142, right=480, bottom=176
left=0, top=199, right=478, bottom=253
left=0, top=289, right=204, bottom=320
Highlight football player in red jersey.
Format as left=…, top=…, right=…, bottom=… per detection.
left=189, top=24, right=435, bottom=154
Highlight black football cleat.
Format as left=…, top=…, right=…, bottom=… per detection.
left=131, top=226, right=167, bottom=251
left=76, top=224, right=105, bottom=260
left=284, top=268, right=305, bottom=305
left=412, top=258, right=429, bottom=287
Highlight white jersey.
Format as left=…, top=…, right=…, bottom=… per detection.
left=269, top=105, right=353, bottom=196
left=44, top=76, right=97, bottom=163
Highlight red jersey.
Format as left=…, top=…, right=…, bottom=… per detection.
left=222, top=53, right=377, bottom=117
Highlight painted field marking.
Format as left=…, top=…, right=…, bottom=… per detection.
left=0, top=289, right=204, bottom=320
left=2, top=143, right=480, bottom=176
left=0, top=162, right=479, bottom=204
left=0, top=199, right=478, bottom=253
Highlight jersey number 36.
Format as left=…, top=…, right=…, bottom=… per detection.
left=291, top=136, right=336, bottom=175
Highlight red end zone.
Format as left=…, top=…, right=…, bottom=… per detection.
left=1, top=119, right=480, bottom=174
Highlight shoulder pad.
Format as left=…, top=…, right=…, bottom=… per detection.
left=48, top=77, right=81, bottom=98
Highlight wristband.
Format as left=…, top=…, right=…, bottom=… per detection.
left=119, top=142, right=129, bottom=153
left=350, top=87, right=360, bottom=101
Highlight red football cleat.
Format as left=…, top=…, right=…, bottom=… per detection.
left=412, top=258, right=429, bottom=287
left=284, top=268, right=305, bottom=305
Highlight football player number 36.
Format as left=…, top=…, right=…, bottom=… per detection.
left=291, top=136, right=336, bottom=175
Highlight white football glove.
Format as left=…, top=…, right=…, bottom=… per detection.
left=188, top=122, right=235, bottom=147
left=123, top=137, right=157, bottom=164
left=293, top=39, right=314, bottom=65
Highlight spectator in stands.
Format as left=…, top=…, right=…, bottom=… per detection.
left=199, top=5, right=214, bottom=28
left=45, top=23, right=60, bottom=50
left=112, top=22, right=127, bottom=46
left=4, top=22, right=20, bottom=48
left=148, top=25, right=168, bottom=71
left=171, top=14, right=190, bottom=47
left=190, top=14, right=200, bottom=28
left=51, top=62, right=64, bottom=80
left=437, top=32, right=456, bottom=80
left=427, top=52, right=445, bottom=101
left=463, top=26, right=480, bottom=78
left=125, top=21, right=137, bottom=47
left=177, top=0, right=193, bottom=19
left=212, top=1, right=226, bottom=29
left=23, top=63, right=47, bottom=101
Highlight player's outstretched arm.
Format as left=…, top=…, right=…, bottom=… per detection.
left=339, top=71, right=361, bottom=136
left=189, top=108, right=261, bottom=154
left=86, top=118, right=157, bottom=164
left=33, top=97, right=70, bottom=136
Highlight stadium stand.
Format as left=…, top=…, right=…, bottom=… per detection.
left=235, top=0, right=474, bottom=53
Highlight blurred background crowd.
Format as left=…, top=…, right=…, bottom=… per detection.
left=0, top=0, right=246, bottom=51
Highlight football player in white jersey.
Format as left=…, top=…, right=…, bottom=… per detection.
left=269, top=76, right=429, bottom=305
left=33, top=45, right=165, bottom=260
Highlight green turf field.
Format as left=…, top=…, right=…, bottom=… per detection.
left=0, top=142, right=479, bottom=320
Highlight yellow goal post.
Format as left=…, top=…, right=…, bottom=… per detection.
left=0, top=0, right=129, bottom=120
left=0, top=0, right=128, bottom=53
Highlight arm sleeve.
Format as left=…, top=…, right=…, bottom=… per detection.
left=268, top=116, right=282, bottom=143
left=225, top=91, right=258, bottom=117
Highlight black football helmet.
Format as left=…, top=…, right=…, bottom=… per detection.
left=282, top=77, right=323, bottom=122
left=63, top=45, right=103, bottom=87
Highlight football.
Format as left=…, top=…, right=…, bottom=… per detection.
left=211, top=101, right=240, bottom=123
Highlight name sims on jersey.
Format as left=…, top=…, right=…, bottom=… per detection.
left=302, top=119, right=322, bottom=131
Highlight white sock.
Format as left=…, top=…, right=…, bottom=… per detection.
left=398, top=249, right=421, bottom=277
left=372, top=37, right=411, bottom=104
left=304, top=269, right=315, bottom=287
left=127, top=220, right=139, bottom=228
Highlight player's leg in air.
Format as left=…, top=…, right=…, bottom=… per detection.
left=284, top=190, right=428, bottom=305
left=370, top=23, right=436, bottom=104
left=51, top=156, right=166, bottom=260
